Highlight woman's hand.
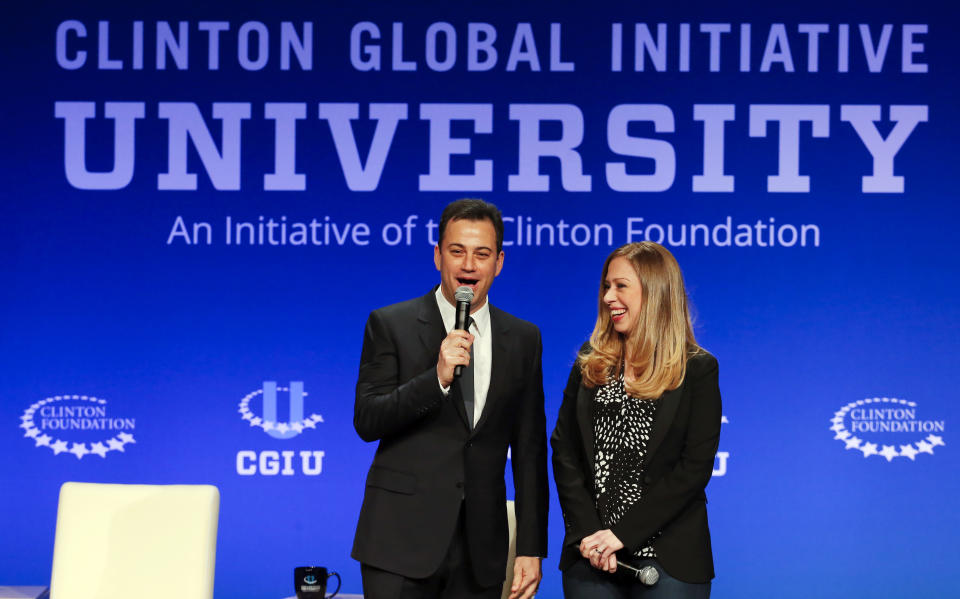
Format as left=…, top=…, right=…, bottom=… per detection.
left=579, top=529, right=624, bottom=572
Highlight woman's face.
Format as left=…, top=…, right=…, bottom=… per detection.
left=603, top=256, right=643, bottom=335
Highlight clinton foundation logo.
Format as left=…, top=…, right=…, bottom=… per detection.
left=831, top=397, right=945, bottom=461
left=236, top=381, right=325, bottom=476
left=19, top=394, right=136, bottom=459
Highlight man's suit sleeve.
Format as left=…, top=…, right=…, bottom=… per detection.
left=610, top=353, right=722, bottom=551
left=354, top=309, right=445, bottom=442
left=510, top=326, right=549, bottom=557
left=550, top=360, right=604, bottom=548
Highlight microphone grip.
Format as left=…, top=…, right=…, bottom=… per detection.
left=453, top=299, right=471, bottom=378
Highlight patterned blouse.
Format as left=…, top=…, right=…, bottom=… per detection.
left=593, top=374, right=659, bottom=557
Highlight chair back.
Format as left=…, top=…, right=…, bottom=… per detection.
left=500, top=499, right=518, bottom=599
left=50, top=482, right=219, bottom=599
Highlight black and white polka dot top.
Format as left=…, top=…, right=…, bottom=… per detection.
left=593, top=374, right=659, bottom=558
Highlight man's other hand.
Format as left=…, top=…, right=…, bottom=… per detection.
left=509, top=555, right=541, bottom=599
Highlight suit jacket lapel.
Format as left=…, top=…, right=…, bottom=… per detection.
left=418, top=289, right=470, bottom=430
left=576, top=384, right=598, bottom=474
left=470, top=306, right=509, bottom=434
left=417, top=288, right=447, bottom=354
left=574, top=365, right=682, bottom=470
left=643, top=386, right=682, bottom=465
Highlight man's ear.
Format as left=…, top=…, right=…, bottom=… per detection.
left=434, top=244, right=442, bottom=271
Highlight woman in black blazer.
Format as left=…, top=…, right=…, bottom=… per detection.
left=551, top=242, right=722, bottom=598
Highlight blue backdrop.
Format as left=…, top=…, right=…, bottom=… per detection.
left=2, top=1, right=958, bottom=598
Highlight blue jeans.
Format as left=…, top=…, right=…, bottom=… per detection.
left=562, top=557, right=711, bottom=599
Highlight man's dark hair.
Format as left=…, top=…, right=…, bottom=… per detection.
left=438, top=198, right=504, bottom=252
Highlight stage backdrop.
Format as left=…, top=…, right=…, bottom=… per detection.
left=2, top=1, right=958, bottom=598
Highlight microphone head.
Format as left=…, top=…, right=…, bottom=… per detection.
left=638, top=566, right=659, bottom=586
left=454, top=286, right=474, bottom=303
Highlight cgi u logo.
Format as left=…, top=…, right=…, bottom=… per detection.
left=262, top=381, right=304, bottom=440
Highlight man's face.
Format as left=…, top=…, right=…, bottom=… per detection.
left=434, top=218, right=504, bottom=311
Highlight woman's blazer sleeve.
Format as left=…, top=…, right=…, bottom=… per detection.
left=550, top=361, right=603, bottom=546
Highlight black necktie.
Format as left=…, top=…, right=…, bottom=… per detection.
left=461, top=316, right=475, bottom=429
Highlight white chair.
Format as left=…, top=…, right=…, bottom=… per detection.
left=49, top=482, right=220, bottom=599
left=500, top=500, right=518, bottom=599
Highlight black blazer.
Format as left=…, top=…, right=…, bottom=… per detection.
left=551, top=348, right=721, bottom=583
left=352, top=289, right=549, bottom=587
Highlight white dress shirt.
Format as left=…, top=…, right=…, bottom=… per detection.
left=435, top=286, right=492, bottom=425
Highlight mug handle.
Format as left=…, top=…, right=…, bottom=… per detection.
left=325, top=571, right=341, bottom=598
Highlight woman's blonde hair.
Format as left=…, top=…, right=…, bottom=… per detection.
left=579, top=242, right=700, bottom=399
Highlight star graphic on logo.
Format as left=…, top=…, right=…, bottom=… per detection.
left=916, top=440, right=934, bottom=454
left=117, top=432, right=135, bottom=444
left=69, top=443, right=90, bottom=459
left=899, top=445, right=919, bottom=460
left=24, top=427, right=40, bottom=439
left=107, top=438, right=126, bottom=451
left=830, top=423, right=845, bottom=433
left=844, top=437, right=862, bottom=450
left=834, top=430, right=851, bottom=441
left=237, top=384, right=323, bottom=439
left=19, top=421, right=32, bottom=431
left=926, top=435, right=945, bottom=447
left=879, top=445, right=899, bottom=461
left=34, top=434, right=52, bottom=447
left=51, top=440, right=69, bottom=455
left=860, top=442, right=878, bottom=458
left=90, top=442, right=109, bottom=458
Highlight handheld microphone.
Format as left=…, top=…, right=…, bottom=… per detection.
left=617, top=560, right=659, bottom=586
left=453, top=286, right=474, bottom=378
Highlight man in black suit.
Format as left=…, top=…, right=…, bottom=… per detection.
left=352, top=199, right=548, bottom=599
